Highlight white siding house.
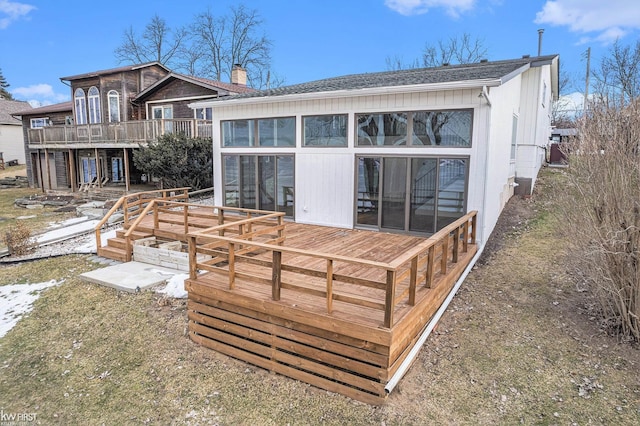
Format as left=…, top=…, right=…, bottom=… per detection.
left=191, top=55, right=559, bottom=246
left=0, top=99, right=31, bottom=165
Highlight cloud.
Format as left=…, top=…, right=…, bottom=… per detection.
left=535, top=0, right=640, bottom=44
left=12, top=83, right=69, bottom=106
left=0, top=0, right=35, bottom=29
left=385, top=0, right=476, bottom=18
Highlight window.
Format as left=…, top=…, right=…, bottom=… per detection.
left=357, top=113, right=407, bottom=146
left=223, top=154, right=294, bottom=216
left=356, top=156, right=467, bottom=234
left=88, top=86, right=101, bottom=124
left=74, top=88, right=87, bottom=125
left=195, top=107, right=212, bottom=120
left=108, top=90, right=120, bottom=123
left=30, top=117, right=50, bottom=129
left=510, top=114, right=518, bottom=161
left=303, top=114, right=348, bottom=146
left=356, top=109, right=473, bottom=147
left=222, top=117, right=296, bottom=147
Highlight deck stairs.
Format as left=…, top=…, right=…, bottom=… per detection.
left=98, top=228, right=154, bottom=262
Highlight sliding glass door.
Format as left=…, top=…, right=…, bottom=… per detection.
left=357, top=156, right=467, bottom=234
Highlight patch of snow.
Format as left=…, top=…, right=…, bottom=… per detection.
left=0, top=280, right=63, bottom=338
left=156, top=273, right=189, bottom=299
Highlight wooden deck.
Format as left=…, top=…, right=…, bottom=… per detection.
left=96, top=195, right=477, bottom=404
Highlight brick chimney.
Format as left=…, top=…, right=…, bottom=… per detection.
left=231, top=64, right=247, bottom=86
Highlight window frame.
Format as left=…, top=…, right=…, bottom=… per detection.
left=221, top=116, right=296, bottom=147
left=355, top=108, right=473, bottom=148
left=107, top=90, right=120, bottom=123
left=74, top=88, right=87, bottom=125
left=302, top=114, right=348, bottom=147
left=87, top=86, right=101, bottom=124
left=30, top=117, right=50, bottom=129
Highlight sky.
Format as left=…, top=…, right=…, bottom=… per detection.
left=1, top=0, right=640, bottom=108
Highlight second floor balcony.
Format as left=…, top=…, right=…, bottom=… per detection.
left=27, top=119, right=213, bottom=149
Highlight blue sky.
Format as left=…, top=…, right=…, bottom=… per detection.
left=1, top=0, right=640, bottom=107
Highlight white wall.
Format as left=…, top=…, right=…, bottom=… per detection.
left=0, top=123, right=26, bottom=164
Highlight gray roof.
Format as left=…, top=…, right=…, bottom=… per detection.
left=10, top=101, right=72, bottom=117
left=0, top=99, right=31, bottom=124
left=60, top=62, right=170, bottom=81
left=213, top=55, right=559, bottom=102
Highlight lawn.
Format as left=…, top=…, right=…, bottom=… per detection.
left=0, top=167, right=638, bottom=424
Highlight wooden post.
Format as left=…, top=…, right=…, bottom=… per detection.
left=426, top=245, right=435, bottom=288
left=326, top=259, right=334, bottom=313
left=277, top=215, right=284, bottom=245
left=471, top=213, right=477, bottom=243
left=272, top=250, right=282, bottom=301
left=69, top=149, right=76, bottom=192
left=183, top=204, right=189, bottom=235
left=123, top=148, right=130, bottom=192
left=463, top=221, right=469, bottom=252
left=228, top=242, right=236, bottom=289
left=94, top=148, right=101, bottom=187
left=409, top=257, right=418, bottom=306
left=384, top=270, right=397, bottom=328
left=37, top=149, right=45, bottom=193
left=453, top=227, right=460, bottom=263
left=153, top=201, right=159, bottom=229
left=441, top=237, right=449, bottom=275
left=123, top=196, right=129, bottom=225
left=188, top=236, right=197, bottom=280
left=218, top=209, right=225, bottom=236
left=44, top=148, right=52, bottom=190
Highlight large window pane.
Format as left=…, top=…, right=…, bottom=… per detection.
left=436, top=159, right=467, bottom=229
left=258, top=117, right=295, bottom=146
left=410, top=158, right=438, bottom=233
left=108, top=90, right=120, bottom=123
left=356, top=113, right=407, bottom=146
left=223, top=156, right=239, bottom=207
left=304, top=115, right=347, bottom=146
left=74, top=88, right=87, bottom=125
left=88, top=86, right=101, bottom=124
left=357, top=157, right=380, bottom=226
left=258, top=156, right=276, bottom=211
left=222, top=120, right=254, bottom=146
left=412, top=110, right=472, bottom=146
left=277, top=156, right=294, bottom=216
left=381, top=157, right=407, bottom=229
left=240, top=156, right=256, bottom=209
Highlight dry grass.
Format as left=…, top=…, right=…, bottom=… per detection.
left=0, top=168, right=639, bottom=424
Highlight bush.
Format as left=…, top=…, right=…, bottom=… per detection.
left=4, top=221, right=33, bottom=256
left=559, top=100, right=640, bottom=341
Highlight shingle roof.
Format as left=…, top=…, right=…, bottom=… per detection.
left=0, top=99, right=32, bottom=124
left=60, top=62, right=170, bottom=81
left=11, top=101, right=72, bottom=117
left=133, top=72, right=257, bottom=102
left=212, top=55, right=558, bottom=102
left=184, top=75, right=257, bottom=94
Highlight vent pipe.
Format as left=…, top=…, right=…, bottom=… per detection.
left=537, top=29, right=544, bottom=56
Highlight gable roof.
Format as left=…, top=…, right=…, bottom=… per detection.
left=11, top=101, right=72, bottom=117
left=133, top=72, right=257, bottom=103
left=199, top=55, right=559, bottom=105
left=60, top=62, right=170, bottom=81
left=0, top=99, right=32, bottom=124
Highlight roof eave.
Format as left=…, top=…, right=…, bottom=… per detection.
left=190, top=78, right=502, bottom=109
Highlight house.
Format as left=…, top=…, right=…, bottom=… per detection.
left=0, top=99, right=31, bottom=166
left=12, top=62, right=254, bottom=191
left=191, top=54, right=559, bottom=245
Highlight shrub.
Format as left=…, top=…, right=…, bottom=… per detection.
left=559, top=100, right=640, bottom=341
left=4, top=221, right=33, bottom=256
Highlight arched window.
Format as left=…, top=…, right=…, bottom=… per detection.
left=107, top=90, right=120, bottom=122
left=74, top=88, right=87, bottom=125
left=88, top=86, right=101, bottom=124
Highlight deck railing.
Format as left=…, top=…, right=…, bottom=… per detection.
left=187, top=210, right=477, bottom=328
left=27, top=119, right=212, bottom=146
left=94, top=187, right=190, bottom=259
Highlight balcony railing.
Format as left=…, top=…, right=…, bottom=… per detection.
left=27, top=119, right=212, bottom=147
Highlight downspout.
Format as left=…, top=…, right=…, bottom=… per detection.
left=385, top=89, right=492, bottom=395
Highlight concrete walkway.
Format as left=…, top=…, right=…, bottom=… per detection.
left=79, top=261, right=186, bottom=293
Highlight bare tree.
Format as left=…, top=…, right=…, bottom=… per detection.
left=188, top=5, right=273, bottom=87
left=592, top=39, right=640, bottom=105
left=421, top=33, right=488, bottom=67
left=114, top=14, right=189, bottom=68
left=551, top=65, right=576, bottom=127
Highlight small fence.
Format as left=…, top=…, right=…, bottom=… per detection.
left=187, top=210, right=477, bottom=328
